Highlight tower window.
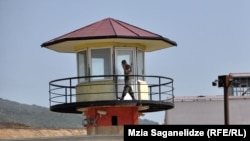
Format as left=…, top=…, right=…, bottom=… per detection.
left=111, top=116, right=118, bottom=125
left=77, top=50, right=87, bottom=83
left=91, top=48, right=111, bottom=80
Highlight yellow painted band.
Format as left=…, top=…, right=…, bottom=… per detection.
left=74, top=42, right=146, bottom=52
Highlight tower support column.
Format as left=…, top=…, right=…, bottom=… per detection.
left=79, top=106, right=139, bottom=135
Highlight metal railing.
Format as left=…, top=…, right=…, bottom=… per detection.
left=49, top=75, right=174, bottom=107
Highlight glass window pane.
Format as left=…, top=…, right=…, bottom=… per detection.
left=138, top=50, right=144, bottom=75
left=116, top=50, right=133, bottom=79
left=91, top=48, right=111, bottom=80
left=77, top=51, right=87, bottom=83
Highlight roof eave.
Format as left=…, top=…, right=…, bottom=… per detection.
left=41, top=35, right=177, bottom=48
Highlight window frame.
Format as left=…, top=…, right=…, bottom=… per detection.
left=77, top=49, right=88, bottom=83
left=89, top=47, right=113, bottom=81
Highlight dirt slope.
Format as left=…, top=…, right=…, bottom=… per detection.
left=0, top=123, right=86, bottom=139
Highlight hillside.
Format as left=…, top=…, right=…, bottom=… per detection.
left=0, top=98, right=83, bottom=128
left=0, top=98, right=158, bottom=128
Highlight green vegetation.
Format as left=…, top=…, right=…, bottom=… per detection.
left=0, top=98, right=83, bottom=128
left=0, top=98, right=158, bottom=128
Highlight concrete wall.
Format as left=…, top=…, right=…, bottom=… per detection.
left=76, top=80, right=116, bottom=102
left=165, top=95, right=250, bottom=124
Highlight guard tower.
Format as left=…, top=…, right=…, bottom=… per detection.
left=41, top=18, right=177, bottom=135
left=229, top=72, right=250, bottom=96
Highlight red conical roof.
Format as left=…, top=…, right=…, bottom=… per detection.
left=41, top=18, right=177, bottom=52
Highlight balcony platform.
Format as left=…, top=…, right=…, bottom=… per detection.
left=50, top=100, right=174, bottom=113
left=49, top=75, right=174, bottom=114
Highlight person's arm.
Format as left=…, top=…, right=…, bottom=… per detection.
left=125, top=65, right=132, bottom=74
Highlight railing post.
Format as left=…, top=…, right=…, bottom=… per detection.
left=70, top=78, right=72, bottom=103
left=172, top=81, right=174, bottom=103
left=150, top=86, right=152, bottom=100
left=65, top=87, right=67, bottom=103
left=159, top=77, right=161, bottom=101
left=49, top=84, right=51, bottom=107
left=115, top=75, right=118, bottom=99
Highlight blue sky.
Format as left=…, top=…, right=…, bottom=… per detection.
left=1, top=0, right=249, bottom=124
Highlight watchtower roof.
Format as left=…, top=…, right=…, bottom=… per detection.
left=41, top=17, right=177, bottom=52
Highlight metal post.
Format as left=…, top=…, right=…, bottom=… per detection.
left=70, top=78, right=72, bottom=103
left=49, top=84, right=51, bottom=107
left=216, top=75, right=230, bottom=125
left=224, top=85, right=229, bottom=125
left=159, top=77, right=161, bottom=101
left=150, top=87, right=152, bottom=100
left=65, top=88, right=67, bottom=103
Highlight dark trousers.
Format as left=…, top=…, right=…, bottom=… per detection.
left=121, top=79, right=135, bottom=100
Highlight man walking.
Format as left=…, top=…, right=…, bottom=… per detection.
left=120, top=60, right=135, bottom=100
